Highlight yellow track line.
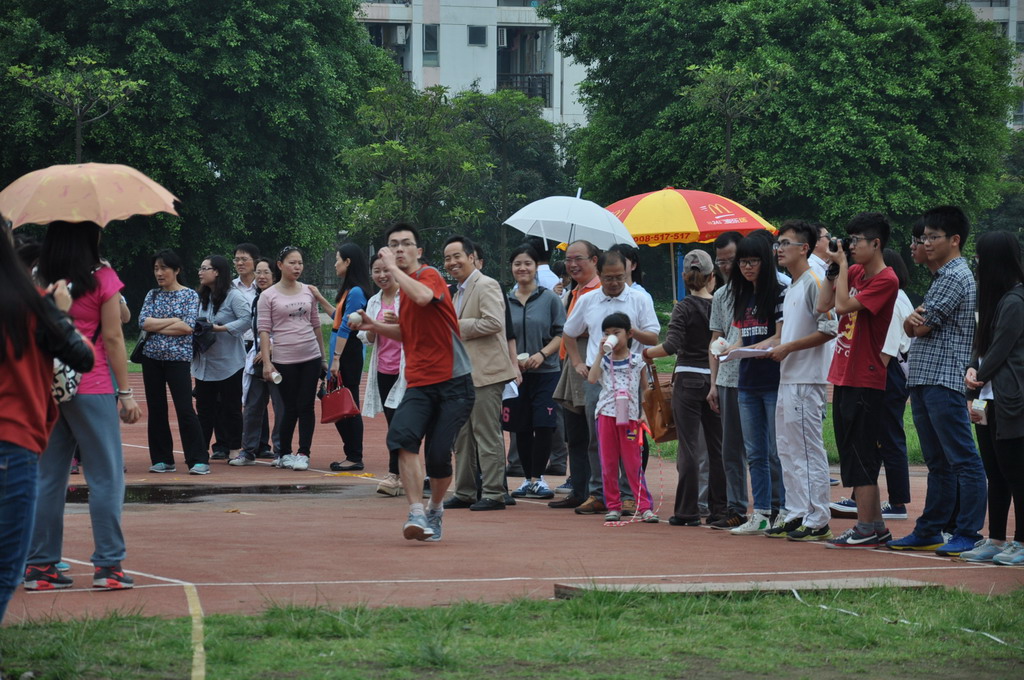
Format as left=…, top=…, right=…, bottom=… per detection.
left=183, top=584, right=206, bottom=680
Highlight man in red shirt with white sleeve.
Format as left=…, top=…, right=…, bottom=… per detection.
left=354, top=223, right=474, bottom=542
left=816, top=212, right=899, bottom=549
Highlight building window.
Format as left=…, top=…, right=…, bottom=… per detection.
left=995, top=21, right=1009, bottom=39
left=468, top=26, right=487, bottom=46
left=423, top=24, right=439, bottom=67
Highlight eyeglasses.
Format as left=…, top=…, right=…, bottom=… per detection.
left=388, top=240, right=417, bottom=249
left=714, top=258, right=734, bottom=267
left=232, top=257, right=252, bottom=263
left=818, top=233, right=831, bottom=241
left=198, top=266, right=215, bottom=272
left=847, top=235, right=871, bottom=247
left=737, top=259, right=761, bottom=269
left=911, top=237, right=924, bottom=247
left=921, top=233, right=948, bottom=243
left=772, top=240, right=805, bottom=251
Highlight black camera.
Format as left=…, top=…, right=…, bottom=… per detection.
left=828, top=237, right=849, bottom=254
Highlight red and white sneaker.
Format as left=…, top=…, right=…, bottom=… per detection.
left=23, top=564, right=73, bottom=591
left=93, top=564, right=134, bottom=590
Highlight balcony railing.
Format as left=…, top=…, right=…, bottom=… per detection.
left=497, top=73, right=552, bottom=107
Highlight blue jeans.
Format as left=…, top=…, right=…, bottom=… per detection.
left=909, top=385, right=987, bottom=541
left=738, top=389, right=784, bottom=513
left=0, top=442, right=38, bottom=623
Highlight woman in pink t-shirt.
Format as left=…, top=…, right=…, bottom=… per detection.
left=257, top=247, right=326, bottom=472
left=26, top=221, right=141, bottom=591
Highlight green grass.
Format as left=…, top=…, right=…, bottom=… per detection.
left=3, top=588, right=1021, bottom=679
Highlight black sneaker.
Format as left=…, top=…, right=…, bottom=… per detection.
left=23, top=564, right=73, bottom=591
left=765, top=516, right=803, bottom=538
left=93, top=564, right=134, bottom=590
left=255, top=447, right=276, bottom=460
left=709, top=513, right=746, bottom=530
left=210, top=450, right=229, bottom=460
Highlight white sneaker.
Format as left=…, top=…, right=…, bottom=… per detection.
left=730, top=511, right=771, bottom=535
left=376, top=473, right=403, bottom=496
left=291, top=454, right=309, bottom=471
left=279, top=454, right=297, bottom=469
left=510, top=480, right=533, bottom=498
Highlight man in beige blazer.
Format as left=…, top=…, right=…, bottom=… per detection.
left=441, top=236, right=517, bottom=510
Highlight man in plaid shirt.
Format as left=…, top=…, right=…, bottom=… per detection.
left=888, top=206, right=986, bottom=557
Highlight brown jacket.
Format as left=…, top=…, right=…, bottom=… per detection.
left=454, top=271, right=516, bottom=388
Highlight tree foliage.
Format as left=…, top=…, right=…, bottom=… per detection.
left=9, top=56, right=146, bottom=163
left=342, top=84, right=568, bottom=278
left=1, top=0, right=398, bottom=299
left=541, top=0, right=1018, bottom=237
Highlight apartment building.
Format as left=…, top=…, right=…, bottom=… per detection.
left=358, top=0, right=588, bottom=125
left=970, top=0, right=1024, bottom=126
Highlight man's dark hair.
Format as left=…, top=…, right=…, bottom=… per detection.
left=778, top=220, right=817, bottom=260
left=443, top=235, right=477, bottom=258
left=525, top=236, right=551, bottom=262
left=810, top=222, right=829, bottom=240
left=713, top=231, right=743, bottom=250
left=845, top=212, right=891, bottom=250
left=597, top=249, right=627, bottom=273
left=911, top=217, right=926, bottom=239
left=921, top=205, right=969, bottom=245
left=601, top=312, right=632, bottom=333
left=609, top=243, right=643, bottom=285
left=234, top=243, right=260, bottom=261
left=550, top=260, right=566, bottom=278
left=384, top=222, right=422, bottom=247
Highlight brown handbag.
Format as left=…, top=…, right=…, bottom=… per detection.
left=642, top=362, right=677, bottom=443
left=320, top=376, right=360, bottom=423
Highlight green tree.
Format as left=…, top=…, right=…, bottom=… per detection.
left=453, top=88, right=569, bottom=283
left=1, top=0, right=397, bottom=301
left=542, top=0, right=1018, bottom=236
left=9, top=56, right=146, bottom=164
left=340, top=82, right=492, bottom=260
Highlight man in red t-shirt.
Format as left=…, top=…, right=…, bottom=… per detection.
left=354, top=223, right=474, bottom=543
left=817, top=212, right=898, bottom=549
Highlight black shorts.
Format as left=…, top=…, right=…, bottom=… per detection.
left=833, top=385, right=885, bottom=487
left=387, top=374, right=474, bottom=478
left=502, top=371, right=559, bottom=432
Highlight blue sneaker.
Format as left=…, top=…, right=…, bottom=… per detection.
left=403, top=512, right=434, bottom=541
left=189, top=463, right=211, bottom=475
left=425, top=508, right=443, bottom=542
left=56, top=561, right=70, bottom=572
left=148, top=462, right=176, bottom=473
left=887, top=533, right=944, bottom=551
left=993, top=541, right=1024, bottom=566
left=555, top=481, right=573, bottom=495
left=936, top=535, right=976, bottom=557
left=829, top=497, right=857, bottom=514
left=959, top=538, right=1007, bottom=563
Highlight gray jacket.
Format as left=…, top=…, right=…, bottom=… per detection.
left=507, top=286, right=565, bottom=373
left=973, top=285, right=1024, bottom=440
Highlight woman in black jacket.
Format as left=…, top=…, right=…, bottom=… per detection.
left=963, top=231, right=1024, bottom=565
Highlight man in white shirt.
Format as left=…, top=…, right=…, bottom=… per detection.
left=231, top=243, right=260, bottom=348
left=767, top=220, right=838, bottom=541
left=563, top=250, right=660, bottom=514
left=808, top=223, right=830, bottom=279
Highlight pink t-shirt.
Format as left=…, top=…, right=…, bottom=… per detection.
left=375, top=301, right=401, bottom=375
left=71, top=265, right=123, bottom=395
left=256, top=284, right=322, bottom=365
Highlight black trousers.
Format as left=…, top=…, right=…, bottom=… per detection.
left=276, top=358, right=322, bottom=456
left=332, top=337, right=364, bottom=462
left=142, top=357, right=207, bottom=467
left=194, top=369, right=243, bottom=451
left=377, top=371, right=400, bottom=474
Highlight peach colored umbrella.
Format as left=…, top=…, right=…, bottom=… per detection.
left=0, top=162, right=179, bottom=228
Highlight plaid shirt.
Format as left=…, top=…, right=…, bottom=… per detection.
left=907, top=257, right=976, bottom=394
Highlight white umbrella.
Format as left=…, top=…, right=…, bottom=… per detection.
left=503, top=196, right=637, bottom=250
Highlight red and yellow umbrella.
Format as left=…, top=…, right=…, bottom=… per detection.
left=606, top=187, right=773, bottom=245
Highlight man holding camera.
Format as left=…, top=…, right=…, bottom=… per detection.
left=816, top=213, right=899, bottom=548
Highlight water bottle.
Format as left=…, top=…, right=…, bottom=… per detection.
left=615, top=387, right=630, bottom=425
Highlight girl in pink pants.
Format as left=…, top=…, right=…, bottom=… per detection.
left=588, top=313, right=658, bottom=523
